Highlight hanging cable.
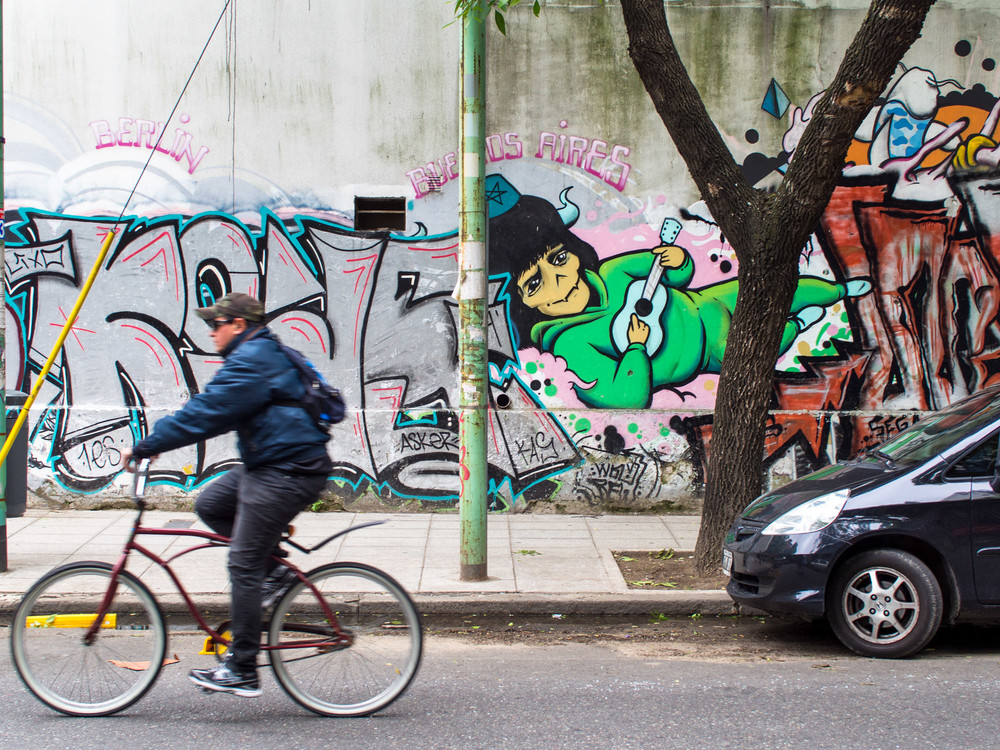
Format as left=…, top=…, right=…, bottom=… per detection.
left=0, top=0, right=234, bottom=468
left=116, top=0, right=233, bottom=225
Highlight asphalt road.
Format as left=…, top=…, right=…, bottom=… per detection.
left=3, top=618, right=1000, bottom=749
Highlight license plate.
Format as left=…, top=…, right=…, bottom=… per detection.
left=722, top=548, right=733, bottom=576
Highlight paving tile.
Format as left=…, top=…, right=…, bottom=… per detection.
left=507, top=520, right=591, bottom=530
left=12, top=524, right=120, bottom=537
left=66, top=543, right=135, bottom=557
left=510, top=528, right=593, bottom=537
left=416, top=570, right=516, bottom=593
left=0, top=565, right=63, bottom=587
left=0, top=572, right=53, bottom=590
left=597, top=539, right=678, bottom=550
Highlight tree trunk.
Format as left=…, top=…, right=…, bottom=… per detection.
left=693, top=207, right=799, bottom=572
left=620, top=0, right=937, bottom=575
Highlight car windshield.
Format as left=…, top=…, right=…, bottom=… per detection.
left=871, top=388, right=1000, bottom=464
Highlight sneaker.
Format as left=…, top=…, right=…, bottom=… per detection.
left=261, top=567, right=299, bottom=609
left=189, top=657, right=261, bottom=698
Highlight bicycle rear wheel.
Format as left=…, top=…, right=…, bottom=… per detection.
left=10, top=562, right=167, bottom=716
left=268, top=562, right=422, bottom=716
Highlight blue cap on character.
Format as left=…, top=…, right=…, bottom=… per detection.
left=485, top=174, right=521, bottom=218
left=485, top=173, right=580, bottom=227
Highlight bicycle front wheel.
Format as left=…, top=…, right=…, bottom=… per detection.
left=10, top=562, right=167, bottom=716
left=268, top=562, right=422, bottom=716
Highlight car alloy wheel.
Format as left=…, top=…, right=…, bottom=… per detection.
left=828, top=549, right=943, bottom=658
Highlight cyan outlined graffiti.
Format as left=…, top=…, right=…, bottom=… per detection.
left=4, top=208, right=581, bottom=500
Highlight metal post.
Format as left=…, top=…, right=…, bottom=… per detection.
left=458, top=2, right=488, bottom=581
left=1, top=0, right=7, bottom=572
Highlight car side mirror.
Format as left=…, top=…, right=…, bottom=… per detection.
left=991, top=472, right=1000, bottom=494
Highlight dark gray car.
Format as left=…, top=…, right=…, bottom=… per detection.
left=723, top=385, right=1000, bottom=657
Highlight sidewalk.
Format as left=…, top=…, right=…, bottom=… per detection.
left=0, top=509, right=734, bottom=617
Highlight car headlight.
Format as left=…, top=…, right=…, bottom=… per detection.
left=760, top=489, right=850, bottom=536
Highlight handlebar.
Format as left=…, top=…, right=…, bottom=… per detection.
left=132, top=458, right=151, bottom=501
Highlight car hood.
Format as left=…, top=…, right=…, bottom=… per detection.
left=740, top=460, right=905, bottom=523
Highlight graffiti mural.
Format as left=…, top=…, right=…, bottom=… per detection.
left=688, top=57, right=1000, bottom=478
left=448, top=58, right=1000, bottom=490
left=483, top=173, right=871, bottom=409
left=4, top=209, right=579, bottom=505
left=6, top=33, right=1000, bottom=511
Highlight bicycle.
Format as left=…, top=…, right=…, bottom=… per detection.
left=9, top=459, right=423, bottom=717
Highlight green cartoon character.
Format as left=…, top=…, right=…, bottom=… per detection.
left=486, top=174, right=870, bottom=409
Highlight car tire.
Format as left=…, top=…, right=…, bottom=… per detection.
left=828, top=549, right=943, bottom=658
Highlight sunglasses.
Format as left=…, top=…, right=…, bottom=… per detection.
left=206, top=316, right=236, bottom=331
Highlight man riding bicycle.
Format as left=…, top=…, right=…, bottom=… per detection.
left=124, top=292, right=333, bottom=697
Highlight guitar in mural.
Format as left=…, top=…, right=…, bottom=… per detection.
left=609, top=218, right=682, bottom=356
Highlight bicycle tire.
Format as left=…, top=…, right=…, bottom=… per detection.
left=268, top=562, right=422, bottom=717
left=10, top=561, right=167, bottom=716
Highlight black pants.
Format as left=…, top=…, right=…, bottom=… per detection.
left=194, top=465, right=328, bottom=669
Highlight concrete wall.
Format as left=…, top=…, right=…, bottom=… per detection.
left=5, top=1, right=1000, bottom=512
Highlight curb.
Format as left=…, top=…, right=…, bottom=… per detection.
left=0, top=591, right=738, bottom=619
left=411, top=591, right=737, bottom=617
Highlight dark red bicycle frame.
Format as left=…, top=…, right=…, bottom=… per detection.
left=83, top=509, right=371, bottom=653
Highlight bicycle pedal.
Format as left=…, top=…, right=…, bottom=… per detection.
left=198, top=623, right=232, bottom=656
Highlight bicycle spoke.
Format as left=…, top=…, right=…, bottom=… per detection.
left=268, top=562, right=422, bottom=717
left=11, top=564, right=166, bottom=717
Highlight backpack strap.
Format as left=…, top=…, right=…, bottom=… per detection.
left=227, top=327, right=304, bottom=412
left=268, top=339, right=312, bottom=411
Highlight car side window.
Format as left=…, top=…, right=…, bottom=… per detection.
left=947, top=431, right=1000, bottom=480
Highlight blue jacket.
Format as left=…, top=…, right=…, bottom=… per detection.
left=132, top=326, right=332, bottom=471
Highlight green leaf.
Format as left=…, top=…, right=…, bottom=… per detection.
left=494, top=10, right=506, bottom=35
left=619, top=556, right=635, bottom=562
left=533, top=0, right=540, bottom=16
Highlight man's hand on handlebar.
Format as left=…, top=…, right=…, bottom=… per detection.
left=122, top=447, right=158, bottom=472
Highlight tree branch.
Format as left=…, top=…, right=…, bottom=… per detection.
left=778, top=0, right=936, bottom=234
left=620, top=0, right=756, bottom=243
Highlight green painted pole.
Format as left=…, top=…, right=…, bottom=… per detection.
left=1, top=0, right=7, bottom=573
left=458, top=2, right=488, bottom=581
